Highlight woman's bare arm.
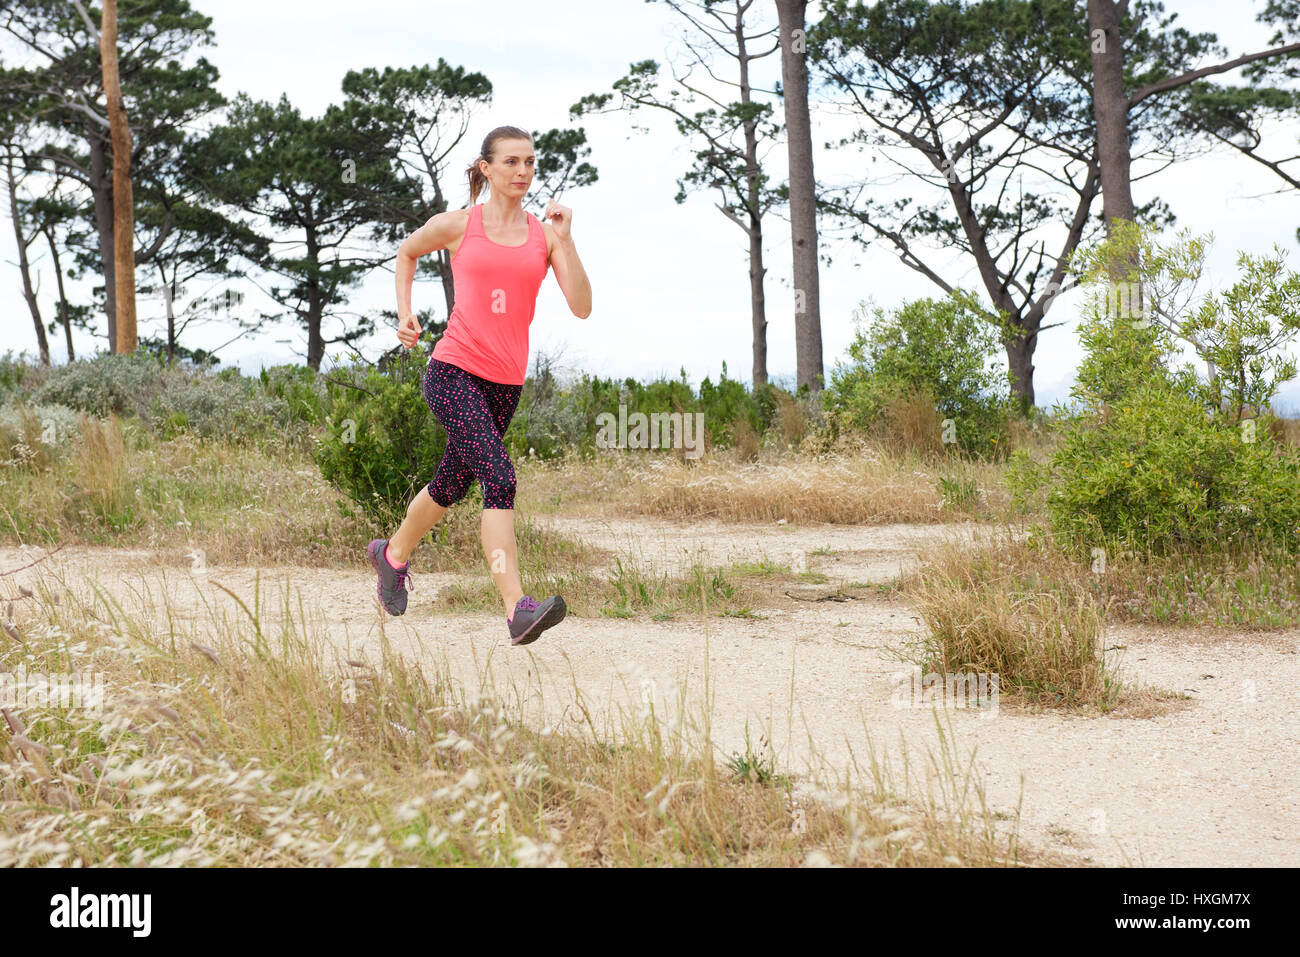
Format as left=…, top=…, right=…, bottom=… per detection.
left=541, top=201, right=591, bottom=319
left=395, top=211, right=465, bottom=347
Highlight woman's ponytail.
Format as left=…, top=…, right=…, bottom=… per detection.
left=467, top=156, right=487, bottom=205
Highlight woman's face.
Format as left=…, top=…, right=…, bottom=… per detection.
left=482, top=138, right=535, bottom=196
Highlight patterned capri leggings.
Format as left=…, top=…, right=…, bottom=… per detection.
left=422, top=357, right=523, bottom=510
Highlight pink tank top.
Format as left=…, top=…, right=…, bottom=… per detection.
left=431, top=203, right=549, bottom=385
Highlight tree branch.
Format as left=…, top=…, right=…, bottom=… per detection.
left=1129, top=42, right=1300, bottom=108
left=69, top=0, right=100, bottom=44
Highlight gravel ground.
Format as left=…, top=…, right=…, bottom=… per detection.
left=5, top=517, right=1297, bottom=867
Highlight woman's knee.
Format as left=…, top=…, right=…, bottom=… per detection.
left=428, top=478, right=467, bottom=508
left=480, top=474, right=517, bottom=510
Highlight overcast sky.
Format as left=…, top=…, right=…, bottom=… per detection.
left=3, top=0, right=1298, bottom=408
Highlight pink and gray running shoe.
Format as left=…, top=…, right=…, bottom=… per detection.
left=508, top=595, right=566, bottom=645
left=368, top=538, right=411, bottom=615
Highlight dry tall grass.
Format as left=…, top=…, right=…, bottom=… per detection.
left=72, top=411, right=128, bottom=525
left=517, top=448, right=1014, bottom=525
left=1, top=415, right=373, bottom=562
left=901, top=530, right=1123, bottom=711
left=1081, top=537, right=1300, bottom=629
left=4, top=410, right=1025, bottom=586
left=879, top=390, right=945, bottom=459
left=0, top=562, right=1050, bottom=867
left=772, top=389, right=810, bottom=449
left=730, top=415, right=761, bottom=462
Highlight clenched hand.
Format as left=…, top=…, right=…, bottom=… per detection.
left=397, top=313, right=421, bottom=349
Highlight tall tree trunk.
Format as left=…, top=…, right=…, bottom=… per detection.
left=734, top=5, right=768, bottom=388
left=159, top=263, right=177, bottom=364
left=305, top=225, right=325, bottom=371
left=777, top=0, right=823, bottom=394
left=747, top=215, right=768, bottom=387
left=1088, top=0, right=1136, bottom=233
left=89, top=136, right=117, bottom=351
left=42, top=222, right=75, bottom=361
left=102, top=0, right=137, bottom=354
left=6, top=153, right=50, bottom=366
left=1006, top=335, right=1036, bottom=413
left=307, top=308, right=325, bottom=371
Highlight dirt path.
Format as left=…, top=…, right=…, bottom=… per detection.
left=5, top=519, right=1297, bottom=867
left=539, top=514, right=964, bottom=582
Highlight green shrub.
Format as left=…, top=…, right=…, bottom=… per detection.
left=507, top=362, right=769, bottom=457
left=633, top=371, right=696, bottom=429
left=1071, top=298, right=1185, bottom=407
left=1044, top=384, right=1300, bottom=556
left=1186, top=244, right=1300, bottom=419
left=314, top=345, right=448, bottom=527
left=1033, top=226, right=1300, bottom=557
left=258, top=363, right=329, bottom=428
left=1068, top=220, right=1300, bottom=419
left=146, top=373, right=292, bottom=444
left=752, top=381, right=780, bottom=435
left=0, top=350, right=39, bottom=403
left=507, top=354, right=591, bottom=458
left=33, top=351, right=167, bottom=419
left=1003, top=447, right=1051, bottom=515
left=32, top=352, right=322, bottom=446
left=824, top=291, right=1013, bottom=456
left=697, top=362, right=761, bottom=447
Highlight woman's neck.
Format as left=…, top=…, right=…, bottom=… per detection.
left=482, top=193, right=526, bottom=224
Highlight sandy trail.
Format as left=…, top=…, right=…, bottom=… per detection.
left=539, top=514, right=965, bottom=583
left=4, top=518, right=1297, bottom=868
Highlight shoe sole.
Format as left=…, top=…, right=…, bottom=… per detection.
left=511, top=596, right=566, bottom=646
left=368, top=540, right=407, bottom=616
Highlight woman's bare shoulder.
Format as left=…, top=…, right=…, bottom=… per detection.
left=402, top=208, right=472, bottom=257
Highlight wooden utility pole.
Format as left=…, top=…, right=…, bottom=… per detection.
left=101, top=0, right=137, bottom=353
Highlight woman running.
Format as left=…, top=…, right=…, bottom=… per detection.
left=368, top=125, right=592, bottom=646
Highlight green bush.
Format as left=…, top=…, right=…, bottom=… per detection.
left=824, top=291, right=1013, bottom=456
left=1029, top=226, right=1300, bottom=557
left=0, top=350, right=40, bottom=403
left=146, top=373, right=292, bottom=444
left=507, top=355, right=591, bottom=458
left=1042, top=384, right=1300, bottom=556
left=30, top=352, right=321, bottom=446
left=258, top=363, right=329, bottom=428
left=594, top=365, right=766, bottom=453
left=751, top=381, right=781, bottom=435
left=1067, top=220, right=1300, bottom=419
left=314, top=345, right=448, bottom=527
left=697, top=362, right=761, bottom=446
left=629, top=370, right=696, bottom=429
left=1003, top=447, right=1051, bottom=515
left=1187, top=245, right=1300, bottom=418
left=33, top=351, right=167, bottom=419
left=1071, top=298, right=1186, bottom=407
left=506, top=361, right=768, bottom=458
